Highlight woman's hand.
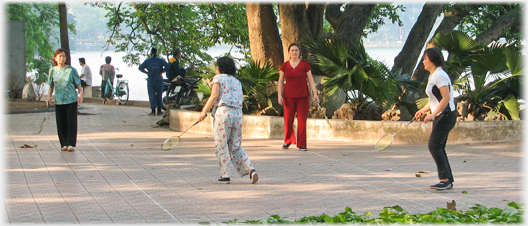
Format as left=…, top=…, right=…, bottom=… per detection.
left=199, top=112, right=207, bottom=121
left=312, top=93, right=319, bottom=103
left=278, top=95, right=283, bottom=105
left=424, top=114, right=436, bottom=124
left=414, top=110, right=423, bottom=119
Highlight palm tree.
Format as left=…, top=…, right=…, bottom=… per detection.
left=237, top=61, right=280, bottom=115
left=433, top=31, right=523, bottom=120
left=304, top=36, right=419, bottom=120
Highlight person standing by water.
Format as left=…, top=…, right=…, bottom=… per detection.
left=277, top=43, right=319, bottom=151
left=46, top=48, right=83, bottom=152
left=139, top=47, right=170, bottom=116
left=414, top=48, right=457, bottom=190
left=199, top=56, right=258, bottom=184
left=99, top=56, right=115, bottom=102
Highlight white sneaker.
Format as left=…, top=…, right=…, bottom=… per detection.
left=250, top=169, right=258, bottom=184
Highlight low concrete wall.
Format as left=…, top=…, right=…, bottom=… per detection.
left=169, top=109, right=523, bottom=144
left=82, top=97, right=152, bottom=107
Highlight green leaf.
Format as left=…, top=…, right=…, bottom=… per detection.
left=503, top=95, right=520, bottom=120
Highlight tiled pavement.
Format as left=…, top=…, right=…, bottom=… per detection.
left=3, top=103, right=524, bottom=224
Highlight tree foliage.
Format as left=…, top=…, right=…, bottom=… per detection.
left=449, top=4, right=522, bottom=45
left=434, top=31, right=523, bottom=120
left=7, top=3, right=61, bottom=83
left=91, top=2, right=249, bottom=68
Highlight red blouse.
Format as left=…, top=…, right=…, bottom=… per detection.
left=280, top=60, right=312, bottom=98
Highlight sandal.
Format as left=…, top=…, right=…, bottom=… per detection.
left=67, top=146, right=75, bottom=152
left=61, top=146, right=67, bottom=151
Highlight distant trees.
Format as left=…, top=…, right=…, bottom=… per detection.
left=92, top=2, right=249, bottom=68
left=7, top=3, right=61, bottom=79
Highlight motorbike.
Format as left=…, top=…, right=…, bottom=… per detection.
left=162, top=75, right=202, bottom=106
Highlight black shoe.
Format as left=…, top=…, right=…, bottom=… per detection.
left=161, top=106, right=167, bottom=111
left=432, top=181, right=453, bottom=190
left=215, top=177, right=230, bottom=184
left=148, top=109, right=156, bottom=116
left=282, top=143, right=291, bottom=149
left=250, top=169, right=258, bottom=184
left=299, top=146, right=308, bottom=151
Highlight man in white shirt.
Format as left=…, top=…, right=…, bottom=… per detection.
left=78, top=57, right=92, bottom=88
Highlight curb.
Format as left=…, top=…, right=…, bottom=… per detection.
left=7, top=106, right=86, bottom=114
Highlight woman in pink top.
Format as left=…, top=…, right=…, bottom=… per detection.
left=277, top=43, right=319, bottom=151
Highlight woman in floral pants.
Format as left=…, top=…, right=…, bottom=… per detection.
left=199, top=56, right=258, bottom=184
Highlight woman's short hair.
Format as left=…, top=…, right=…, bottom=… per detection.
left=105, top=56, right=112, bottom=64
left=52, top=48, right=66, bottom=66
left=216, top=56, right=237, bottom=75
left=423, top=48, right=445, bottom=68
left=288, top=43, right=300, bottom=52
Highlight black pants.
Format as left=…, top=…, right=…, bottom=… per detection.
left=81, top=80, right=89, bottom=88
left=101, top=79, right=113, bottom=98
left=429, top=110, right=457, bottom=182
left=55, top=102, right=78, bottom=147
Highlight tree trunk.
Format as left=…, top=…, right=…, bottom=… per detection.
left=278, top=3, right=312, bottom=60
left=326, top=4, right=376, bottom=45
left=411, top=4, right=475, bottom=84
left=475, top=6, right=520, bottom=44
left=304, top=3, right=326, bottom=85
left=306, top=3, right=326, bottom=38
left=246, top=3, right=283, bottom=67
left=392, top=3, right=444, bottom=78
left=58, top=3, right=70, bottom=65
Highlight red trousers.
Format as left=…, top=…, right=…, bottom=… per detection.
left=283, top=97, right=309, bottom=147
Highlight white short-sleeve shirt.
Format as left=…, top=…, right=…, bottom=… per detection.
left=81, top=65, right=92, bottom=86
left=426, top=67, right=455, bottom=115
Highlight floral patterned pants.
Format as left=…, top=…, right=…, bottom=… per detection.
left=213, top=106, right=254, bottom=178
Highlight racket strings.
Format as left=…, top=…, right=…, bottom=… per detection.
left=161, top=136, right=181, bottom=150
left=375, top=134, right=394, bottom=151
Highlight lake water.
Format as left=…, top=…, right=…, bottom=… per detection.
left=70, top=46, right=403, bottom=101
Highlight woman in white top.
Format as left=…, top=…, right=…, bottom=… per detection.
left=414, top=48, right=457, bottom=191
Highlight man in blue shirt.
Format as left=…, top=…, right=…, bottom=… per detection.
left=139, top=47, right=170, bottom=116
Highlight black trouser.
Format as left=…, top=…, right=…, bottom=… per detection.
left=101, top=79, right=107, bottom=98
left=101, top=79, right=113, bottom=98
left=81, top=80, right=88, bottom=88
left=55, top=102, right=78, bottom=147
left=428, top=110, right=457, bottom=182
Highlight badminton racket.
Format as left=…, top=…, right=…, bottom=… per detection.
left=37, top=105, right=50, bottom=134
left=315, top=102, right=331, bottom=128
left=375, top=117, right=416, bottom=151
left=161, top=119, right=201, bottom=150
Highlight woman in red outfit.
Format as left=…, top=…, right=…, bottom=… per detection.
left=277, top=43, right=319, bottom=151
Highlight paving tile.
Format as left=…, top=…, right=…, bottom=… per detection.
left=4, top=103, right=523, bottom=224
